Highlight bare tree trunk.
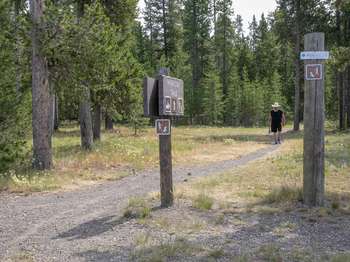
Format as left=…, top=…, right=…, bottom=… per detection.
left=77, top=0, right=93, bottom=149
left=15, top=0, right=21, bottom=94
left=54, top=94, right=59, bottom=130
left=293, top=0, right=301, bottom=131
left=105, top=113, right=114, bottom=130
left=343, top=68, right=349, bottom=129
left=49, top=92, right=55, bottom=136
left=30, top=0, right=52, bottom=170
left=79, top=86, right=93, bottom=149
left=93, top=104, right=101, bottom=140
left=339, top=71, right=345, bottom=130
left=161, top=0, right=168, bottom=59
left=347, top=67, right=350, bottom=128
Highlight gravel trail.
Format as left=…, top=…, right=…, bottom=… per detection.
left=0, top=145, right=278, bottom=261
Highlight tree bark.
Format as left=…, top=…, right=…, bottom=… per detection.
left=77, top=0, right=93, bottom=149
left=339, top=71, right=345, bottom=130
left=343, top=68, right=349, bottom=129
left=15, top=0, right=21, bottom=94
left=161, top=0, right=168, bottom=59
left=105, top=113, right=114, bottom=130
left=79, top=86, right=93, bottom=150
left=347, top=67, right=350, bottom=128
left=54, top=94, right=59, bottom=130
left=30, top=0, right=52, bottom=170
left=93, top=104, right=101, bottom=140
left=293, top=0, right=301, bottom=131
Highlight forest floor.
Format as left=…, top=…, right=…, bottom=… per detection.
left=1, top=126, right=350, bottom=262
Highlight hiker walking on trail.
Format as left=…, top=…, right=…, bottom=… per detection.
left=269, top=102, right=286, bottom=144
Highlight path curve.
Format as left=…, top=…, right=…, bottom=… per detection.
left=0, top=144, right=279, bottom=261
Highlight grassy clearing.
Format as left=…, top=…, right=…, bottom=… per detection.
left=0, top=124, right=269, bottom=193
left=175, top=130, right=350, bottom=213
left=132, top=129, right=350, bottom=260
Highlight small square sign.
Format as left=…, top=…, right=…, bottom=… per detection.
left=171, top=97, right=177, bottom=113
left=305, top=64, right=323, bottom=80
left=178, top=98, right=183, bottom=114
left=164, top=97, right=171, bottom=113
left=156, top=119, right=171, bottom=136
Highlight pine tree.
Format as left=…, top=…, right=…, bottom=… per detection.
left=0, top=0, right=30, bottom=172
left=183, top=0, right=212, bottom=122
left=202, top=66, right=224, bottom=125
left=213, top=0, right=235, bottom=123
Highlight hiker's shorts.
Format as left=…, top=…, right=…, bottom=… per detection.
left=271, top=123, right=282, bottom=133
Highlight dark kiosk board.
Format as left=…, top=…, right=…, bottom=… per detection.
left=143, top=75, right=184, bottom=117
left=158, top=75, right=184, bottom=116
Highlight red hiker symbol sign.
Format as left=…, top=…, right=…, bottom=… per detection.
left=305, top=64, right=323, bottom=80
left=156, top=119, right=171, bottom=136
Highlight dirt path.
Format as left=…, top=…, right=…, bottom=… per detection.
left=0, top=145, right=279, bottom=262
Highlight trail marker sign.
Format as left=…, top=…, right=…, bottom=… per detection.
left=300, top=51, right=329, bottom=60
left=303, top=33, right=326, bottom=207
left=156, top=119, right=171, bottom=136
left=305, top=64, right=323, bottom=80
left=143, top=68, right=184, bottom=208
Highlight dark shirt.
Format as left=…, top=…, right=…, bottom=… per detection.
left=271, top=110, right=283, bottom=124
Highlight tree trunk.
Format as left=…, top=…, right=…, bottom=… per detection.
left=79, top=86, right=93, bottom=150
left=105, top=113, right=114, bottom=130
left=77, top=0, right=93, bottom=149
left=49, top=93, right=55, bottom=136
left=15, top=0, right=21, bottom=94
left=30, top=0, right=52, bottom=170
left=293, top=0, right=301, bottom=131
left=347, top=67, right=350, bottom=128
left=161, top=0, right=168, bottom=59
left=93, top=104, right=101, bottom=140
left=339, top=71, right=345, bottom=130
left=54, top=94, right=59, bottom=130
left=344, top=68, right=349, bottom=129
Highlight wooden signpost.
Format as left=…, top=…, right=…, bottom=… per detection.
left=302, top=33, right=328, bottom=207
left=143, top=69, right=184, bottom=207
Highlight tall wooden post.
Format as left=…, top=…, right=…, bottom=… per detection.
left=144, top=68, right=182, bottom=208
left=158, top=68, right=173, bottom=208
left=159, top=118, right=173, bottom=207
left=303, top=33, right=325, bottom=207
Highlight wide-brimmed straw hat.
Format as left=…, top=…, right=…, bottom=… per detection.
left=272, top=102, right=281, bottom=108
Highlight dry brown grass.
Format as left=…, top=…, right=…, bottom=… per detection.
left=1, top=125, right=270, bottom=193
left=175, top=130, right=350, bottom=213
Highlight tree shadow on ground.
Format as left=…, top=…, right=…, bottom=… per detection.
left=53, top=215, right=128, bottom=241
left=72, top=205, right=350, bottom=262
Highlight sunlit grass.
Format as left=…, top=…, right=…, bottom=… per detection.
left=175, top=130, right=350, bottom=212
left=0, top=124, right=269, bottom=193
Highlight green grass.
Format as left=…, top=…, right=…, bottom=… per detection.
left=263, top=186, right=303, bottom=204
left=176, top=129, right=350, bottom=212
left=192, top=193, right=214, bottom=210
left=1, top=124, right=269, bottom=193
left=330, top=253, right=350, bottom=262
left=131, top=237, right=203, bottom=262
left=123, top=197, right=152, bottom=219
